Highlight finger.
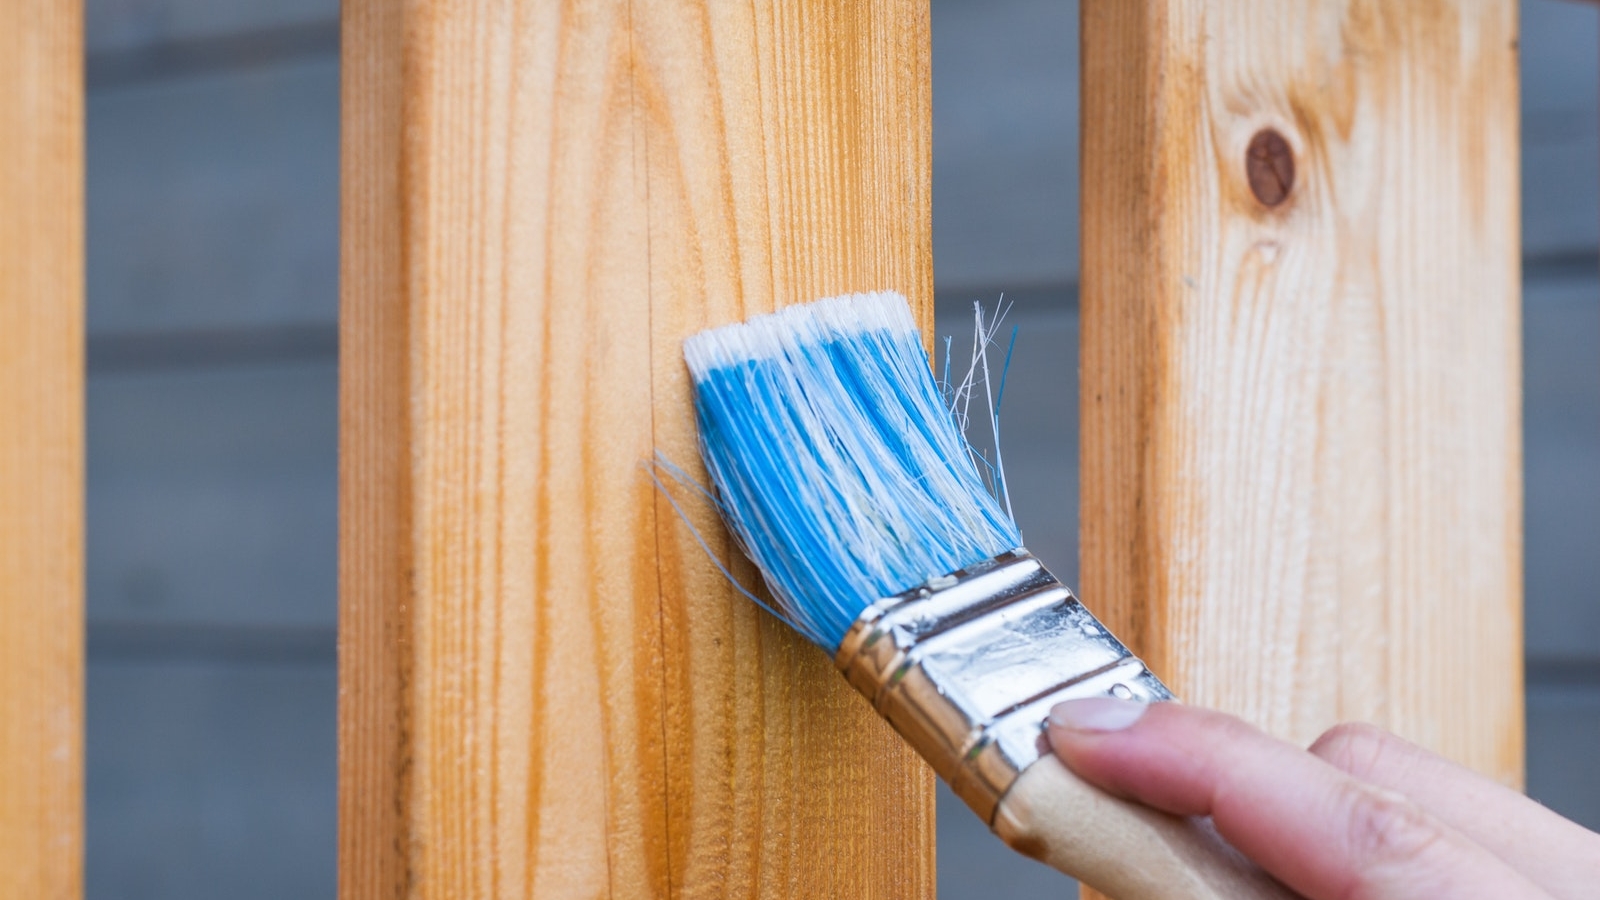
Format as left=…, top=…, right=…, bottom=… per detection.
left=1310, top=722, right=1600, bottom=900
left=1047, top=699, right=1551, bottom=900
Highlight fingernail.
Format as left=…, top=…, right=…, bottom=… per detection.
left=1048, top=697, right=1149, bottom=732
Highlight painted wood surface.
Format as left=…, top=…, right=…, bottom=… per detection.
left=1079, top=0, right=1523, bottom=852
left=339, top=2, right=933, bottom=897
left=0, top=0, right=84, bottom=896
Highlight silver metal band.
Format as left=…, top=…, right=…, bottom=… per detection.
left=834, top=549, right=1172, bottom=824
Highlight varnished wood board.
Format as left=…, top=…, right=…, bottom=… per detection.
left=339, top=2, right=934, bottom=897
left=0, top=0, right=85, bottom=896
left=1079, top=7, right=1522, bottom=895
left=1080, top=0, right=1521, bottom=780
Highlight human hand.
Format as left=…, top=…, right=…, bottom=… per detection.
left=1046, top=698, right=1600, bottom=900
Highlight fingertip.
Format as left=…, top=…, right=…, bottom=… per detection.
left=1044, top=698, right=1154, bottom=779
left=1047, top=696, right=1150, bottom=734
left=1308, top=721, right=1404, bottom=781
left=1044, top=698, right=1224, bottom=818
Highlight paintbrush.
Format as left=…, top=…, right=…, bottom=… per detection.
left=680, top=291, right=1294, bottom=900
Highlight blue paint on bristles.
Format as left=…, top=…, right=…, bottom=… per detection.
left=683, top=291, right=1022, bottom=652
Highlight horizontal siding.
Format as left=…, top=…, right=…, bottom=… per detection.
left=1523, top=276, right=1600, bottom=662
left=1526, top=686, right=1600, bottom=832
left=86, top=0, right=334, bottom=53
left=1522, top=0, right=1600, bottom=259
left=86, top=660, right=336, bottom=900
left=88, top=362, right=336, bottom=629
left=932, top=0, right=1078, bottom=290
left=87, top=58, right=339, bottom=336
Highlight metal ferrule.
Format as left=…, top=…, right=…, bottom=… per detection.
left=834, top=549, right=1172, bottom=825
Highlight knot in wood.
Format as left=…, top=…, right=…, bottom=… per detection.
left=1246, top=129, right=1294, bottom=207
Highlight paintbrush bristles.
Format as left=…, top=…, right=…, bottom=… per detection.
left=684, top=291, right=1022, bottom=651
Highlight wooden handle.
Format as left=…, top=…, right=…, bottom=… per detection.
left=991, top=755, right=1297, bottom=900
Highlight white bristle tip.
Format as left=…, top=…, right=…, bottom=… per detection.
left=683, top=291, right=916, bottom=379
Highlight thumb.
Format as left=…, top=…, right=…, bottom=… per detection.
left=1046, top=699, right=1550, bottom=900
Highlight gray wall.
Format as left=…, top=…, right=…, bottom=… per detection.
left=85, top=1, right=339, bottom=897
left=82, top=1, right=1597, bottom=897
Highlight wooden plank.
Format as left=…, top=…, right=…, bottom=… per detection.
left=339, top=2, right=933, bottom=897
left=0, top=0, right=84, bottom=896
left=1079, top=0, right=1522, bottom=849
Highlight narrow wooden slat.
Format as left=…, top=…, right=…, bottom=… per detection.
left=0, top=0, right=84, bottom=896
left=1079, top=0, right=1522, bottom=864
left=339, top=2, right=933, bottom=897
left=639, top=4, right=933, bottom=895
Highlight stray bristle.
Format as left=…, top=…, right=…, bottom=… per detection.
left=684, top=291, right=1022, bottom=651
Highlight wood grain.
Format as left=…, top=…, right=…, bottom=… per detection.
left=0, top=0, right=84, bottom=896
left=1080, top=0, right=1522, bottom=822
left=339, top=2, right=933, bottom=897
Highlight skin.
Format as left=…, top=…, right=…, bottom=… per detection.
left=1046, top=698, right=1600, bottom=900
